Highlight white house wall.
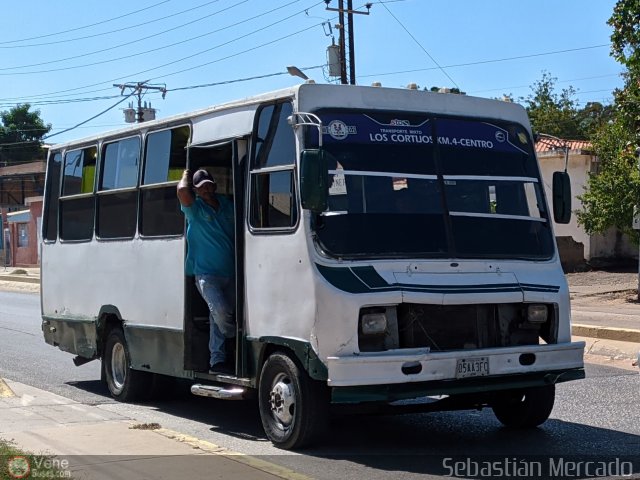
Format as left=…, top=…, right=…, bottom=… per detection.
left=538, top=151, right=637, bottom=262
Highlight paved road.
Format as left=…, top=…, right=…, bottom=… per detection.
left=1, top=290, right=639, bottom=479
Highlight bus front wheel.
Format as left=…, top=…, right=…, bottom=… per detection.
left=258, top=352, right=328, bottom=450
left=103, top=327, right=151, bottom=402
left=492, top=385, right=555, bottom=428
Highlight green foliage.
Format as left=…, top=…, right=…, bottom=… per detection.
left=423, top=86, right=466, bottom=94
left=609, top=0, right=640, bottom=134
left=0, top=104, right=51, bottom=165
left=520, top=72, right=612, bottom=139
left=576, top=0, right=640, bottom=244
left=609, top=0, right=640, bottom=70
left=576, top=121, right=640, bottom=243
left=0, top=439, right=71, bottom=479
left=575, top=101, right=615, bottom=136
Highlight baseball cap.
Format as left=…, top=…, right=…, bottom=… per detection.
left=192, top=169, right=216, bottom=188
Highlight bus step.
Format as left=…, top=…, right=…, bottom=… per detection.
left=191, top=383, right=245, bottom=400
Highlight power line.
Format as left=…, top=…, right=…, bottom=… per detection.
left=468, top=73, right=623, bottom=95
left=0, top=0, right=315, bottom=77
left=3, top=64, right=323, bottom=144
left=43, top=94, right=134, bottom=141
left=379, top=2, right=459, bottom=89
left=0, top=87, right=116, bottom=103
left=26, top=1, right=326, bottom=87
left=0, top=1, right=224, bottom=50
left=169, top=64, right=325, bottom=91
left=0, top=1, right=249, bottom=75
left=147, top=17, right=325, bottom=82
left=0, top=0, right=324, bottom=101
left=0, top=0, right=171, bottom=46
left=361, top=44, right=611, bottom=79
left=0, top=95, right=121, bottom=109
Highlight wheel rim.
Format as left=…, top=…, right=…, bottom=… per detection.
left=268, top=372, right=295, bottom=428
left=110, top=342, right=127, bottom=394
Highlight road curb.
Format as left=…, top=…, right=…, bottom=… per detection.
left=0, top=275, right=40, bottom=284
left=0, top=378, right=15, bottom=398
left=572, top=323, right=640, bottom=344
left=155, top=428, right=313, bottom=480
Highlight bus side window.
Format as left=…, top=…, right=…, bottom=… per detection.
left=249, top=102, right=297, bottom=230
left=59, top=146, right=97, bottom=242
left=43, top=152, right=62, bottom=242
left=97, top=137, right=140, bottom=240
left=140, top=126, right=190, bottom=237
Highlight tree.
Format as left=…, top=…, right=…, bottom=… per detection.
left=576, top=121, right=640, bottom=242
left=0, top=104, right=52, bottom=166
left=576, top=0, right=640, bottom=244
left=609, top=0, right=640, bottom=135
left=520, top=72, right=584, bottom=139
left=517, top=72, right=613, bottom=139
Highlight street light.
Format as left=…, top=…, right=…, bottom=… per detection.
left=286, top=66, right=309, bottom=81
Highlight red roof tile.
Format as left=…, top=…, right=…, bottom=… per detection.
left=535, top=138, right=592, bottom=153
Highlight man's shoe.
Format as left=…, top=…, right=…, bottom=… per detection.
left=209, top=362, right=233, bottom=376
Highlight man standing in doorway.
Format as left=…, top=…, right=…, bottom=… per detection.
left=177, top=168, right=235, bottom=375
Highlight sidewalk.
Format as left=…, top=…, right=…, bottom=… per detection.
left=565, top=269, right=640, bottom=368
left=0, top=266, right=40, bottom=282
left=0, top=267, right=40, bottom=293
left=0, top=379, right=304, bottom=480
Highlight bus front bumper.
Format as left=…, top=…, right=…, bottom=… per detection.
left=326, top=341, right=585, bottom=388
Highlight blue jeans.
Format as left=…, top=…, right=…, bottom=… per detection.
left=195, top=275, right=236, bottom=366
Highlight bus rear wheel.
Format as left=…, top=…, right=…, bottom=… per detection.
left=492, top=385, right=555, bottom=428
left=258, top=352, right=328, bottom=450
left=103, top=327, right=151, bottom=402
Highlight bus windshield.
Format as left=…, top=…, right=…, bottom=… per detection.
left=308, top=111, right=554, bottom=260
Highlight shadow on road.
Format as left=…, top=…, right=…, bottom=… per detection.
left=62, top=366, right=640, bottom=479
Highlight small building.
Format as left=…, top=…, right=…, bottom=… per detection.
left=0, top=159, right=46, bottom=268
left=536, top=138, right=638, bottom=269
left=1, top=196, right=42, bottom=267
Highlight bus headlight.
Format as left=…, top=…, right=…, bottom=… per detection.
left=361, top=312, right=388, bottom=335
left=527, top=304, right=548, bottom=324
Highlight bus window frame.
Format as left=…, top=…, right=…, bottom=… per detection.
left=247, top=100, right=300, bottom=236
left=57, top=144, right=99, bottom=244
left=138, top=123, right=192, bottom=240
left=95, top=134, right=142, bottom=241
left=42, top=150, right=64, bottom=244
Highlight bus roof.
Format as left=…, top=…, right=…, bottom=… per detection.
left=48, top=83, right=530, bottom=151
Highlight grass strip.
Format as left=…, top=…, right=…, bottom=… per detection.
left=1, top=439, right=72, bottom=479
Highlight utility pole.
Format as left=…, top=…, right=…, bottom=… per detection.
left=325, top=0, right=371, bottom=85
left=113, top=81, right=167, bottom=123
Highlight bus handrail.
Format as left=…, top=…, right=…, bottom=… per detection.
left=288, top=112, right=323, bottom=148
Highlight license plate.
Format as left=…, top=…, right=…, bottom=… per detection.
left=455, top=357, right=489, bottom=379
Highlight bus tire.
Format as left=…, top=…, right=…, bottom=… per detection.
left=492, top=385, right=555, bottom=428
left=258, top=352, right=328, bottom=450
left=103, top=327, right=151, bottom=402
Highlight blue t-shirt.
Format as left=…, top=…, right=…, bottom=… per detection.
left=181, top=196, right=235, bottom=277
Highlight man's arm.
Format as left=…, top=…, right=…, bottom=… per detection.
left=177, top=169, right=195, bottom=207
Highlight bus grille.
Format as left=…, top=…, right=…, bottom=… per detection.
left=395, top=303, right=555, bottom=352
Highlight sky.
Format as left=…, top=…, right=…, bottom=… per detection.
left=0, top=0, right=623, bottom=145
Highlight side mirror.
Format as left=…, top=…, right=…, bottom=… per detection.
left=300, top=149, right=328, bottom=212
left=552, top=171, right=571, bottom=224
